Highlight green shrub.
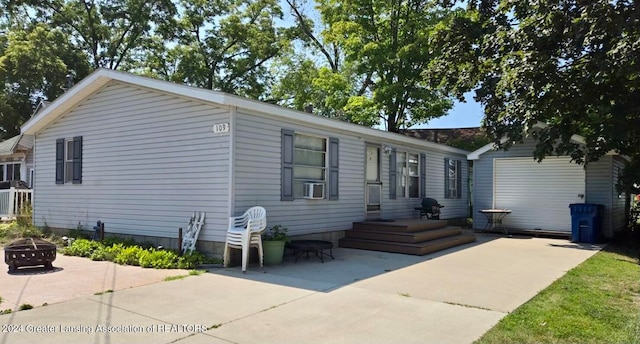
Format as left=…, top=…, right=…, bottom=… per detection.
left=63, top=239, right=103, bottom=258
left=114, top=246, right=145, bottom=266
left=61, top=236, right=208, bottom=270
left=138, top=249, right=179, bottom=269
left=178, top=251, right=208, bottom=269
left=19, top=304, right=33, bottom=311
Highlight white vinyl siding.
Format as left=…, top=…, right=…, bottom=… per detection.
left=233, top=111, right=364, bottom=236
left=494, top=157, right=585, bottom=232
left=382, top=148, right=469, bottom=219
left=33, top=82, right=231, bottom=242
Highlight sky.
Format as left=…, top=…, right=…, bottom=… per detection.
left=414, top=92, right=485, bottom=129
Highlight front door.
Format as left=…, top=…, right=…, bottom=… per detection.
left=365, top=145, right=382, bottom=218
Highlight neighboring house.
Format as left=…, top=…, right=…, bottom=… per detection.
left=401, top=127, right=486, bottom=146
left=20, top=69, right=470, bottom=254
left=469, top=138, right=627, bottom=239
left=0, top=134, right=34, bottom=187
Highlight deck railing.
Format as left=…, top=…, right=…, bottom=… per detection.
left=0, top=188, right=33, bottom=219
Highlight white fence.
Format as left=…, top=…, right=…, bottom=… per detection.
left=0, top=188, right=33, bottom=219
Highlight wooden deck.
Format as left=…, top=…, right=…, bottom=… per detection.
left=339, top=219, right=476, bottom=256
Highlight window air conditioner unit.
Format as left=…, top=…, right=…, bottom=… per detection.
left=303, top=183, right=325, bottom=199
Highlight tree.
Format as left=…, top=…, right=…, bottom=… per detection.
left=278, top=0, right=454, bottom=132
left=428, top=0, right=640, bottom=189
left=128, top=0, right=294, bottom=99
left=3, top=0, right=177, bottom=70
left=0, top=24, right=90, bottom=138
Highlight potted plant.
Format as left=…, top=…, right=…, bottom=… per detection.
left=262, top=225, right=288, bottom=265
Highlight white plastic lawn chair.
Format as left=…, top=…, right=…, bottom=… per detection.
left=223, top=206, right=267, bottom=272
left=181, top=212, right=206, bottom=254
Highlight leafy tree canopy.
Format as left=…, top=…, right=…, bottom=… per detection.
left=3, top=0, right=178, bottom=70
left=127, top=0, right=295, bottom=99
left=428, top=0, right=640, bottom=189
left=276, top=0, right=454, bottom=132
left=0, top=24, right=90, bottom=138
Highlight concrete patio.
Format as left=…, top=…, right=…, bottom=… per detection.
left=0, top=233, right=602, bottom=344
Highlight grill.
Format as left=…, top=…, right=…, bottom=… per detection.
left=4, top=238, right=57, bottom=272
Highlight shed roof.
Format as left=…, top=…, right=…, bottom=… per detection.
left=21, top=69, right=469, bottom=155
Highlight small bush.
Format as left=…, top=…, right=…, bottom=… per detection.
left=62, top=236, right=208, bottom=269
left=138, top=249, right=178, bottom=269
left=90, top=244, right=124, bottom=261
left=63, top=239, right=102, bottom=258
left=178, top=251, right=208, bottom=269
left=19, top=304, right=33, bottom=311
left=114, top=246, right=145, bottom=266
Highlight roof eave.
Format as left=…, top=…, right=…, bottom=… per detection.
left=20, top=68, right=469, bottom=155
left=21, top=71, right=113, bottom=135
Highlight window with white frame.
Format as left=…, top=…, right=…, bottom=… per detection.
left=0, top=163, right=21, bottom=181
left=292, top=134, right=327, bottom=198
left=396, top=152, right=420, bottom=198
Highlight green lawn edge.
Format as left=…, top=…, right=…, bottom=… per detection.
left=475, top=244, right=640, bottom=344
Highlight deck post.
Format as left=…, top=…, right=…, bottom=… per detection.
left=8, top=187, right=15, bottom=218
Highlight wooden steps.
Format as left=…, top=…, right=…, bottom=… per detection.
left=339, top=219, right=476, bottom=256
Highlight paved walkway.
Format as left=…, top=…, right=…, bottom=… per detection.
left=0, top=234, right=601, bottom=344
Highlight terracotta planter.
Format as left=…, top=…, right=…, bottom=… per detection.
left=263, top=240, right=285, bottom=265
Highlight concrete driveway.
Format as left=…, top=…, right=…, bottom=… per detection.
left=0, top=234, right=601, bottom=344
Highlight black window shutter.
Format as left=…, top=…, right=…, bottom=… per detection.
left=72, top=136, right=83, bottom=184
left=389, top=149, right=397, bottom=199
left=456, top=160, right=462, bottom=199
left=444, top=158, right=450, bottom=199
left=281, top=129, right=294, bottom=201
left=328, top=137, right=339, bottom=200
left=55, top=139, right=64, bottom=184
left=419, top=153, right=426, bottom=198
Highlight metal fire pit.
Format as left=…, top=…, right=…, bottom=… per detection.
left=4, top=238, right=57, bottom=272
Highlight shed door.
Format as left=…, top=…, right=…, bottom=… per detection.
left=494, top=157, right=585, bottom=232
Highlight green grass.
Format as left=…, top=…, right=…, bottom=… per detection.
left=163, top=269, right=206, bottom=281
left=94, top=289, right=114, bottom=295
left=475, top=243, right=640, bottom=344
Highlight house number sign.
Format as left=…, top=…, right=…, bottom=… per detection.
left=212, top=122, right=230, bottom=134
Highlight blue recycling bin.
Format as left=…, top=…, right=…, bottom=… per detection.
left=569, top=203, right=603, bottom=244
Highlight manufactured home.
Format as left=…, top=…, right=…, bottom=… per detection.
left=20, top=69, right=471, bottom=255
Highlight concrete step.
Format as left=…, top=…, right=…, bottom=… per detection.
left=352, top=219, right=448, bottom=233
left=338, top=233, right=477, bottom=256
left=344, top=226, right=463, bottom=244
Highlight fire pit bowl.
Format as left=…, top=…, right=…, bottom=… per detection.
left=4, top=238, right=57, bottom=272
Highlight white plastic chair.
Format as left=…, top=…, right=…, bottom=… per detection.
left=223, top=206, right=267, bottom=272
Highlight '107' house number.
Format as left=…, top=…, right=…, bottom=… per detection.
left=213, top=123, right=230, bottom=134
